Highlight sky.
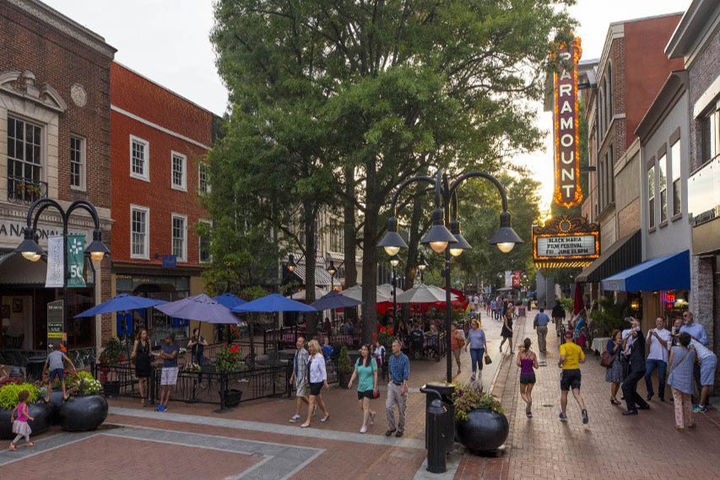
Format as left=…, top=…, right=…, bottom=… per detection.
left=43, top=0, right=691, bottom=211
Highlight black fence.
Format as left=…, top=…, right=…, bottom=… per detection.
left=94, top=362, right=293, bottom=408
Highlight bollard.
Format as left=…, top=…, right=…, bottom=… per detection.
left=426, top=398, right=448, bottom=473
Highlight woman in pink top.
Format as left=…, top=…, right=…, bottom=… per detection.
left=516, top=338, right=538, bottom=418
left=9, top=390, right=35, bottom=450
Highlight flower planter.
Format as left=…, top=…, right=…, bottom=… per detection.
left=455, top=408, right=509, bottom=454
left=223, top=389, right=243, bottom=407
left=59, top=395, right=108, bottom=432
left=102, top=381, right=120, bottom=397
left=0, top=402, right=52, bottom=440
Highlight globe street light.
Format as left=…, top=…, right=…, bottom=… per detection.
left=378, top=169, right=522, bottom=383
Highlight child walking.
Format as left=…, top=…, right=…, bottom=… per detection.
left=9, top=390, right=35, bottom=450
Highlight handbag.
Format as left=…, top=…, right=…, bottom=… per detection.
left=484, top=355, right=492, bottom=365
left=600, top=351, right=614, bottom=368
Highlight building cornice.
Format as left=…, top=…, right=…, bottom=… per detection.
left=666, top=0, right=720, bottom=63
left=6, top=0, right=116, bottom=58
left=111, top=105, right=212, bottom=150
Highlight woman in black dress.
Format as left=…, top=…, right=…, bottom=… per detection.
left=131, top=328, right=152, bottom=406
left=500, top=302, right=514, bottom=355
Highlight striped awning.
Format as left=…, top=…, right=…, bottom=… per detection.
left=292, top=264, right=334, bottom=287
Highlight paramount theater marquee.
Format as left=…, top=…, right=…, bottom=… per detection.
left=533, top=216, right=599, bottom=269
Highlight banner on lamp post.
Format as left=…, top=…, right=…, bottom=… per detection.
left=45, top=235, right=64, bottom=288
left=504, top=271, right=512, bottom=289
left=66, top=234, right=86, bottom=288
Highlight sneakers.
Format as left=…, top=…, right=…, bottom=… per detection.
left=395, top=430, right=404, bottom=437
left=692, top=405, right=707, bottom=413
left=582, top=409, right=589, bottom=424
left=156, top=405, right=166, bottom=412
left=470, top=374, right=476, bottom=381
left=289, top=414, right=301, bottom=423
left=360, top=425, right=367, bottom=434
left=559, top=412, right=567, bottom=422
left=385, top=429, right=396, bottom=437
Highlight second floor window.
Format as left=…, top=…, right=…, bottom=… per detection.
left=671, top=139, right=681, bottom=217
left=648, top=165, right=656, bottom=229
left=659, top=151, right=667, bottom=222
left=70, top=136, right=86, bottom=190
left=172, top=215, right=187, bottom=262
left=198, top=220, right=211, bottom=263
left=171, top=152, right=186, bottom=190
left=701, top=105, right=719, bottom=165
left=7, top=116, right=42, bottom=202
left=131, top=205, right=149, bottom=259
left=198, top=162, right=210, bottom=194
left=130, top=135, right=149, bottom=181
left=329, top=221, right=344, bottom=252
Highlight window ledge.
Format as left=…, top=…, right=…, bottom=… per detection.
left=171, top=184, right=187, bottom=192
left=130, top=173, right=150, bottom=183
left=648, top=226, right=657, bottom=234
left=659, top=220, right=668, bottom=229
left=70, top=186, right=86, bottom=193
left=671, top=213, right=683, bottom=222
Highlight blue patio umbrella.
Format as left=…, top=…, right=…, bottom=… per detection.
left=311, top=291, right=363, bottom=311
left=233, top=293, right=317, bottom=313
left=155, top=294, right=240, bottom=324
left=74, top=293, right=167, bottom=318
left=213, top=293, right=247, bottom=310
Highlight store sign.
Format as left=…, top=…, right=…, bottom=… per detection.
left=47, top=299, right=64, bottom=348
left=66, top=234, right=86, bottom=288
left=0, top=219, right=93, bottom=250
left=553, top=37, right=583, bottom=208
left=533, top=216, right=599, bottom=268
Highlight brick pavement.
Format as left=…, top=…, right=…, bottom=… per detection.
left=458, top=314, right=720, bottom=480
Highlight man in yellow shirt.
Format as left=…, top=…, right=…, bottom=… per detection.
left=558, top=330, right=588, bottom=424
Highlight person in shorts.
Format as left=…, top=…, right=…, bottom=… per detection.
left=155, top=333, right=179, bottom=412
left=289, top=336, right=310, bottom=422
left=347, top=344, right=378, bottom=433
left=690, top=339, right=718, bottom=413
left=558, top=331, right=588, bottom=424
left=43, top=344, right=76, bottom=401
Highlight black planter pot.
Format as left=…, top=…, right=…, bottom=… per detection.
left=59, top=395, right=108, bottom=432
left=47, top=390, right=65, bottom=424
left=223, top=389, right=243, bottom=407
left=0, top=402, right=53, bottom=440
left=455, top=408, right=509, bottom=454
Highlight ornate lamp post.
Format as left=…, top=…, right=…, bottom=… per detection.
left=378, top=169, right=522, bottom=382
left=389, top=255, right=400, bottom=331
left=16, top=199, right=109, bottom=347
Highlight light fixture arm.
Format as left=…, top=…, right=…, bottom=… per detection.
left=448, top=171, right=509, bottom=215
left=388, top=175, right=436, bottom=219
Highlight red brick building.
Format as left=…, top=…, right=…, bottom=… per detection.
left=110, top=62, right=216, bottom=344
left=0, top=0, right=115, bottom=352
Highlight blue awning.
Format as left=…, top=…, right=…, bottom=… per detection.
left=601, top=250, right=690, bottom=292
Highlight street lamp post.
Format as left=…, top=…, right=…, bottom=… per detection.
left=417, top=252, right=428, bottom=283
left=16, top=198, right=109, bottom=348
left=378, top=169, right=522, bottom=383
left=389, top=255, right=400, bottom=332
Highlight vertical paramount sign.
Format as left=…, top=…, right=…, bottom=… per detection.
left=553, top=37, right=582, bottom=208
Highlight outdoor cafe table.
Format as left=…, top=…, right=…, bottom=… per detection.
left=591, top=336, right=610, bottom=354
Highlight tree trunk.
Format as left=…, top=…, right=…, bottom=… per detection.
left=303, top=202, right=319, bottom=339
left=343, top=166, right=358, bottom=324
left=361, top=159, right=378, bottom=345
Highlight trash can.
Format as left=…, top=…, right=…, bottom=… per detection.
left=420, top=384, right=455, bottom=473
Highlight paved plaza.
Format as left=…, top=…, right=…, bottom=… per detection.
left=2, top=312, right=719, bottom=479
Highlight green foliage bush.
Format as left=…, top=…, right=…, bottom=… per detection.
left=0, top=382, right=40, bottom=409
left=337, top=346, right=352, bottom=374
left=589, top=297, right=628, bottom=337
left=453, top=383, right=504, bottom=422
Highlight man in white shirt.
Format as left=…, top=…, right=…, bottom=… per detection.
left=644, top=317, right=670, bottom=402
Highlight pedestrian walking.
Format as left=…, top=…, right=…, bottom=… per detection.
left=131, top=328, right=152, bottom=407
left=451, top=324, right=466, bottom=376
left=347, top=344, right=378, bottom=433
left=289, top=336, right=310, bottom=423
left=386, top=339, right=409, bottom=438
left=690, top=339, right=718, bottom=413
left=516, top=338, right=538, bottom=418
left=644, top=317, right=670, bottom=402
left=467, top=319, right=488, bottom=386
left=499, top=303, right=514, bottom=355
left=154, top=333, right=179, bottom=412
left=621, top=318, right=649, bottom=416
left=533, top=307, right=550, bottom=353
left=558, top=330, right=588, bottom=424
left=605, top=330, right=624, bottom=406
left=42, top=343, right=77, bottom=402
left=667, top=332, right=696, bottom=431
left=300, top=339, right=330, bottom=428
left=8, top=389, right=34, bottom=451
left=552, top=300, right=566, bottom=337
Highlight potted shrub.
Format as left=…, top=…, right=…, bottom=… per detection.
left=98, top=337, right=123, bottom=396
left=453, top=383, right=509, bottom=454
left=215, top=344, right=245, bottom=407
left=0, top=382, right=51, bottom=440
left=337, top=346, right=352, bottom=389
left=58, top=371, right=107, bottom=432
